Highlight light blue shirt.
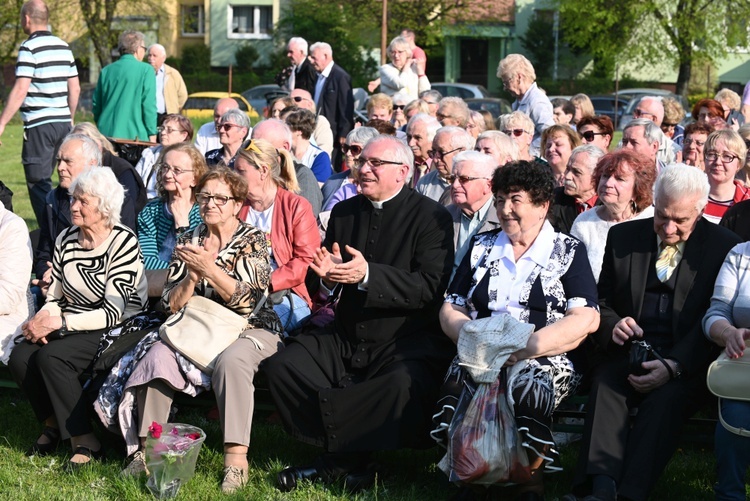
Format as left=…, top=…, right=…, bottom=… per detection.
left=155, top=65, right=165, bottom=114
left=512, top=82, right=554, bottom=157
left=454, top=197, right=494, bottom=275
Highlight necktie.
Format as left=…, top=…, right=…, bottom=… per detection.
left=656, top=244, right=679, bottom=282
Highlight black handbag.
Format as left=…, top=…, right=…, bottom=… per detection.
left=628, top=339, right=674, bottom=378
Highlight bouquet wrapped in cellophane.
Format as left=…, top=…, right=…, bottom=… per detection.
left=145, top=422, right=206, bottom=498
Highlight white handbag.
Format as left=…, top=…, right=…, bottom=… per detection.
left=706, top=349, right=750, bottom=437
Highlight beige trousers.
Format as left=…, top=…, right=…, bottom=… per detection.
left=137, top=329, right=283, bottom=446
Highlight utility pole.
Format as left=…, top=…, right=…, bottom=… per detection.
left=381, top=0, right=388, bottom=64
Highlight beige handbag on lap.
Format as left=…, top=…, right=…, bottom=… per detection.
left=706, top=349, right=750, bottom=437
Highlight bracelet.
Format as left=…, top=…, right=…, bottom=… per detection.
left=717, top=325, right=734, bottom=342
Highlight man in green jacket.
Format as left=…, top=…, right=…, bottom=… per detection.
left=93, top=30, right=157, bottom=142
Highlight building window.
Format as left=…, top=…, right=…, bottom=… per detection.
left=228, top=4, right=272, bottom=39
left=181, top=5, right=205, bottom=36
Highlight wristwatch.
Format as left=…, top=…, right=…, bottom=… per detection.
left=670, top=359, right=683, bottom=379
left=58, top=316, right=68, bottom=338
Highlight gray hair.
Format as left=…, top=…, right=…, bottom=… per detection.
left=364, top=134, right=415, bottom=181
left=654, top=163, right=709, bottom=211
left=346, top=126, right=380, bottom=145
left=624, top=118, right=662, bottom=146
left=569, top=144, right=606, bottom=173
left=452, top=150, right=497, bottom=177
left=419, top=89, right=443, bottom=103
left=497, top=53, right=536, bottom=82
left=407, top=113, right=441, bottom=142
left=61, top=133, right=102, bottom=167
left=118, top=30, right=145, bottom=56
left=499, top=111, right=534, bottom=134
left=221, top=109, right=251, bottom=131
left=469, top=111, right=487, bottom=134
left=436, top=126, right=476, bottom=151
left=438, top=97, right=471, bottom=127
left=288, top=37, right=308, bottom=55
left=392, top=92, right=410, bottom=106
left=388, top=36, right=412, bottom=59
left=69, top=167, right=124, bottom=228
left=148, top=43, right=166, bottom=56
left=476, top=130, right=519, bottom=161
left=310, top=42, right=332, bottom=57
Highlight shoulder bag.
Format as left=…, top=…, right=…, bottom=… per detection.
left=706, top=349, right=750, bottom=437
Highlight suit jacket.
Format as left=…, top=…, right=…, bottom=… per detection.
left=163, top=64, right=188, bottom=114
left=596, top=217, right=741, bottom=375
left=550, top=186, right=593, bottom=235
left=293, top=58, right=318, bottom=97
left=446, top=202, right=501, bottom=251
left=93, top=54, right=157, bottom=140
left=317, top=63, right=354, bottom=140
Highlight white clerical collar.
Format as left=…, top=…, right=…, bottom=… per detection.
left=368, top=187, right=404, bottom=209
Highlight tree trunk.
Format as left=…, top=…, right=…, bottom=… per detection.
left=675, top=49, right=692, bottom=97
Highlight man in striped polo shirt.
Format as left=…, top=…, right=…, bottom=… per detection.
left=0, top=0, right=79, bottom=227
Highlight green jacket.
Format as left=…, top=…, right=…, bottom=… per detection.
left=93, top=54, right=157, bottom=141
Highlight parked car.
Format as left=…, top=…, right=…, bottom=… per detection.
left=181, top=92, right=259, bottom=123
left=614, top=88, right=690, bottom=130
left=465, top=98, right=512, bottom=119
left=588, top=95, right=630, bottom=126
left=241, top=84, right=289, bottom=118
left=431, top=82, right=491, bottom=100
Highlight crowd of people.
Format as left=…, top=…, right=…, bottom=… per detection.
left=1, top=1, right=750, bottom=499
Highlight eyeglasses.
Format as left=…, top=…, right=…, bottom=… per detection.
left=159, top=163, right=193, bottom=176
left=355, top=157, right=403, bottom=168
left=393, top=104, right=406, bottom=110
left=633, top=109, right=657, bottom=120
left=218, top=123, right=244, bottom=132
left=580, top=130, right=607, bottom=142
left=341, top=144, right=363, bottom=156
left=744, top=139, right=750, bottom=150
left=448, top=174, right=489, bottom=185
left=684, top=138, right=705, bottom=147
left=661, top=123, right=677, bottom=129
left=428, top=147, right=464, bottom=160
left=698, top=112, right=722, bottom=121
left=502, top=129, right=528, bottom=138
left=292, top=96, right=309, bottom=103
left=436, top=112, right=452, bottom=121
left=140, top=45, right=147, bottom=51
left=705, top=151, right=740, bottom=163
left=421, top=100, right=438, bottom=106
left=196, top=193, right=235, bottom=206
left=158, top=126, right=184, bottom=134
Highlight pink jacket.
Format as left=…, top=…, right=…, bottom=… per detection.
left=239, top=188, right=320, bottom=306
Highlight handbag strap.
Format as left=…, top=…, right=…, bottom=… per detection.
left=634, top=340, right=674, bottom=379
left=718, top=400, right=750, bottom=437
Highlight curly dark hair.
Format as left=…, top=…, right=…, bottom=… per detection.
left=491, top=160, right=555, bottom=207
left=284, top=108, right=316, bottom=139
left=684, top=121, right=714, bottom=138
left=593, top=150, right=656, bottom=212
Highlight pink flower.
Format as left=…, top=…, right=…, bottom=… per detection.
left=184, top=432, right=201, bottom=440
left=149, top=421, right=163, bottom=439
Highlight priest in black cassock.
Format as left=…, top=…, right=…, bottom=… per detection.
left=265, top=134, right=455, bottom=492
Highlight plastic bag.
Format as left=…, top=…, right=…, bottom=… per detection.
left=145, top=422, right=206, bottom=498
left=442, top=373, right=531, bottom=485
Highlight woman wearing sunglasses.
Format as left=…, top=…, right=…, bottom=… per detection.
left=577, top=115, right=613, bottom=152
left=378, top=36, right=430, bottom=101
left=497, top=111, right=535, bottom=161
left=321, top=127, right=380, bottom=212
left=205, top=109, right=251, bottom=168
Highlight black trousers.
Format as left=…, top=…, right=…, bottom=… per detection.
left=8, top=329, right=103, bottom=440
left=571, top=356, right=707, bottom=501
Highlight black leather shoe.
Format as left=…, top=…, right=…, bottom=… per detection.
left=277, top=465, right=322, bottom=492
left=63, top=446, right=106, bottom=473
left=26, top=426, right=60, bottom=457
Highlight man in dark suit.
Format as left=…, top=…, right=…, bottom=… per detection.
left=309, top=42, right=354, bottom=170
left=568, top=165, right=741, bottom=501
left=286, top=37, right=318, bottom=96
left=264, top=135, right=455, bottom=493
left=549, top=144, right=605, bottom=234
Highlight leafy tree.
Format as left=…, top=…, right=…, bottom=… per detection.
left=557, top=0, right=750, bottom=96
left=0, top=0, right=24, bottom=65
left=520, top=15, right=555, bottom=79
left=78, top=0, right=120, bottom=67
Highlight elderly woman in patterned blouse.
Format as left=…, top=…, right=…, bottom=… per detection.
left=438, top=160, right=600, bottom=499
left=111, top=167, right=282, bottom=494
left=9, top=167, right=148, bottom=471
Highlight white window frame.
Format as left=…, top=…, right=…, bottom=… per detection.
left=180, top=4, right=205, bottom=37
left=227, top=4, right=272, bottom=40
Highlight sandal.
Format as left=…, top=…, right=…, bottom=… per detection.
left=26, top=426, right=60, bottom=457
left=64, top=445, right=106, bottom=473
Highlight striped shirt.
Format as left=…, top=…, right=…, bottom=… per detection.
left=137, top=199, right=202, bottom=270
left=703, top=180, right=750, bottom=224
left=16, top=31, right=77, bottom=128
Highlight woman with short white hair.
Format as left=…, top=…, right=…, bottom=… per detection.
left=498, top=111, right=535, bottom=161
left=378, top=36, right=430, bottom=101
left=9, top=167, right=148, bottom=470
left=205, top=109, right=251, bottom=168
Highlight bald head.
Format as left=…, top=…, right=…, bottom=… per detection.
left=214, top=98, right=239, bottom=127
left=290, top=88, right=315, bottom=111
left=635, top=97, right=665, bottom=126
left=251, top=119, right=293, bottom=151
left=21, top=0, right=49, bottom=32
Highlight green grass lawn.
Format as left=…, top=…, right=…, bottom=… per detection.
left=0, top=122, right=729, bottom=500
